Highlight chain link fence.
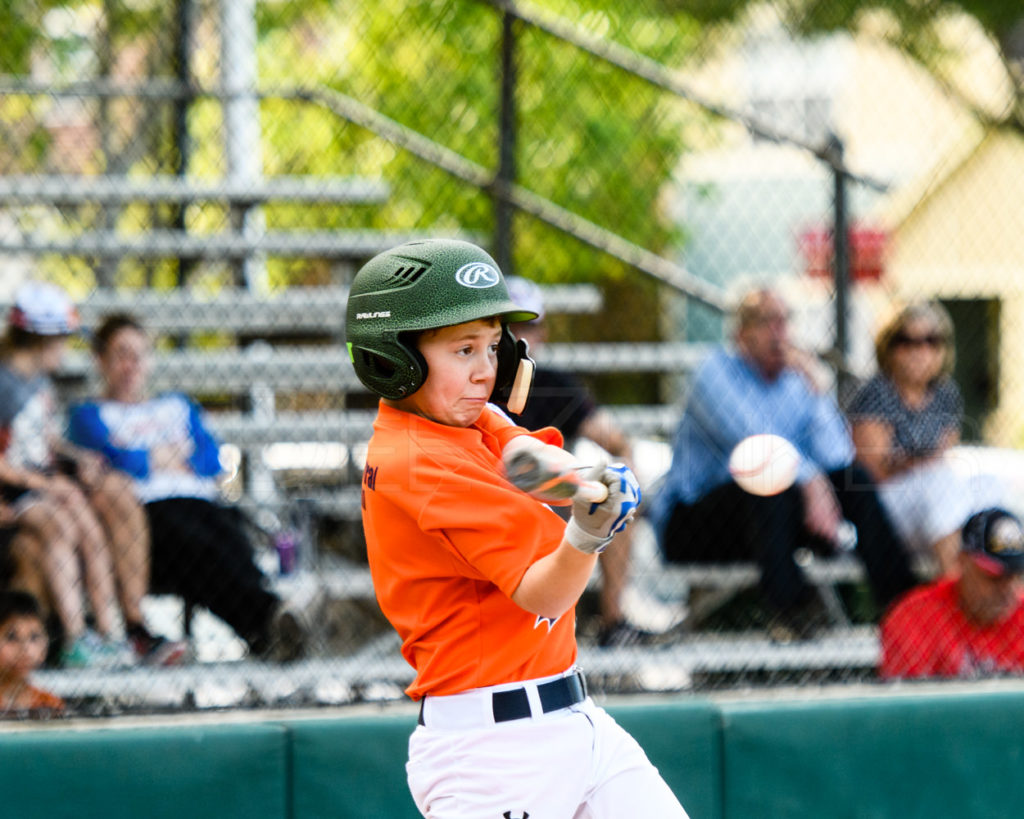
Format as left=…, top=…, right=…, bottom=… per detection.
left=2, top=0, right=1024, bottom=717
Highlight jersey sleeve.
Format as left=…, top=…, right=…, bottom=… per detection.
left=67, top=402, right=150, bottom=479
left=802, top=390, right=855, bottom=478
left=418, top=467, right=566, bottom=599
left=384, top=417, right=566, bottom=599
left=365, top=407, right=569, bottom=602
left=183, top=397, right=223, bottom=477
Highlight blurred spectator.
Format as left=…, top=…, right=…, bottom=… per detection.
left=847, top=301, right=999, bottom=575
left=68, top=313, right=311, bottom=662
left=505, top=277, right=660, bottom=647
left=0, top=589, right=64, bottom=716
left=0, top=502, right=47, bottom=610
left=0, top=282, right=182, bottom=668
left=648, top=287, right=918, bottom=636
left=880, top=507, right=1024, bottom=680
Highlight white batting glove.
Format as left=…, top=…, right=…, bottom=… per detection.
left=564, top=463, right=642, bottom=554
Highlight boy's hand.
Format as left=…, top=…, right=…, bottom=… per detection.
left=564, top=463, right=641, bottom=554
left=502, top=436, right=587, bottom=502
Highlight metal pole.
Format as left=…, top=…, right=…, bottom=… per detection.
left=222, top=0, right=273, bottom=505
left=221, top=0, right=266, bottom=292
left=494, top=10, right=517, bottom=275
left=828, top=133, right=850, bottom=397
left=96, top=0, right=116, bottom=288
left=173, top=0, right=195, bottom=288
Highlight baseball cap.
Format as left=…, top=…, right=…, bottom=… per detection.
left=505, top=276, right=545, bottom=324
left=8, top=281, right=79, bottom=336
left=962, top=508, right=1024, bottom=577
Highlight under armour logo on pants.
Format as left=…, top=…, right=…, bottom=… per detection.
left=503, top=812, right=529, bottom=819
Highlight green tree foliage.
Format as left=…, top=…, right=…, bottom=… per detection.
left=4, top=1, right=703, bottom=297
left=256, top=0, right=704, bottom=285
left=0, top=0, right=67, bottom=73
left=657, top=0, right=1024, bottom=131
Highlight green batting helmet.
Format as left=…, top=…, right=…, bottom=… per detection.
left=346, top=239, right=537, bottom=400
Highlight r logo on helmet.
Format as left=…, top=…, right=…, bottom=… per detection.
left=455, top=262, right=500, bottom=289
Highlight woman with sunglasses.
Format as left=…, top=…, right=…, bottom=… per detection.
left=847, top=301, right=995, bottom=577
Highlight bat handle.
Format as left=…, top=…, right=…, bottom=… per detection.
left=576, top=480, right=609, bottom=504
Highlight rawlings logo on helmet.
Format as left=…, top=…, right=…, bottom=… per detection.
left=454, top=262, right=501, bottom=289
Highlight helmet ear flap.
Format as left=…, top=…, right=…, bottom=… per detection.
left=351, top=335, right=428, bottom=400
left=396, top=335, right=429, bottom=398
left=490, top=325, right=534, bottom=413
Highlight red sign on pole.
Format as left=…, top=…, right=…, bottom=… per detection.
left=798, top=225, right=888, bottom=282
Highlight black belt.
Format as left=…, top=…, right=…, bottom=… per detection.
left=418, top=671, right=588, bottom=726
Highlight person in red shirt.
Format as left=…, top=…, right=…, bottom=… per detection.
left=347, top=239, right=688, bottom=818
left=880, top=507, right=1024, bottom=679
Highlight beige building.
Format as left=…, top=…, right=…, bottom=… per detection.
left=880, top=129, right=1024, bottom=445
left=676, top=9, right=1022, bottom=443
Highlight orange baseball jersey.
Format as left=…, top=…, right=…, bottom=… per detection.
left=362, top=401, right=575, bottom=699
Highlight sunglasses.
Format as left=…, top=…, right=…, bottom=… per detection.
left=893, top=332, right=944, bottom=348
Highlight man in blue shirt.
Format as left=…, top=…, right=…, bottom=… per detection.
left=648, top=288, right=917, bottom=632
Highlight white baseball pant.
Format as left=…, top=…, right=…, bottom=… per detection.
left=406, top=669, right=689, bottom=819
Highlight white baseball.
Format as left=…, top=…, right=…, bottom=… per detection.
left=728, top=434, right=800, bottom=496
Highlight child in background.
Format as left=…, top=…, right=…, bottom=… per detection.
left=0, top=281, right=185, bottom=667
left=0, top=590, right=64, bottom=716
left=68, top=313, right=309, bottom=662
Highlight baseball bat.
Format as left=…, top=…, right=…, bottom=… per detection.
left=504, top=449, right=609, bottom=503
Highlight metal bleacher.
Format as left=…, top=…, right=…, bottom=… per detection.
left=38, top=282, right=623, bottom=522
left=0, top=172, right=886, bottom=705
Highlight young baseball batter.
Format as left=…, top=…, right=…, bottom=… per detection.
left=347, top=239, right=688, bottom=818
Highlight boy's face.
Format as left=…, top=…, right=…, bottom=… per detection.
left=36, top=336, right=69, bottom=374
left=97, top=326, right=150, bottom=402
left=0, top=615, right=48, bottom=678
left=399, top=318, right=502, bottom=427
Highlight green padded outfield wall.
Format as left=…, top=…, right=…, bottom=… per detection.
left=288, top=714, right=422, bottom=819
left=721, top=688, right=1024, bottom=819
left=4, top=690, right=1024, bottom=818
left=0, top=722, right=289, bottom=819
left=607, top=700, right=723, bottom=819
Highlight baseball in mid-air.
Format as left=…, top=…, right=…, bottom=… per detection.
left=728, top=434, right=800, bottom=496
